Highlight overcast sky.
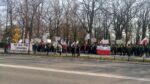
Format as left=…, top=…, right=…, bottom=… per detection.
left=0, top=0, right=6, bottom=21
left=0, top=0, right=6, bottom=6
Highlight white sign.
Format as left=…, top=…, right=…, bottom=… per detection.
left=47, top=39, right=51, bottom=43
left=10, top=43, right=32, bottom=52
left=116, top=40, right=124, bottom=44
left=18, top=39, right=23, bottom=43
left=110, top=33, right=116, bottom=41
left=55, top=37, right=61, bottom=42
left=85, top=33, right=90, bottom=40
left=91, top=38, right=97, bottom=43
left=100, top=39, right=109, bottom=44
left=53, top=42, right=58, bottom=48
left=33, top=38, right=41, bottom=43
left=25, top=39, right=29, bottom=44
left=43, top=33, right=49, bottom=43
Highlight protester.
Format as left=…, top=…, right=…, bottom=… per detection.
left=71, top=42, right=76, bottom=57
left=76, top=44, right=80, bottom=57
left=57, top=43, right=62, bottom=56
left=32, top=40, right=150, bottom=57
left=33, top=43, right=37, bottom=54
left=46, top=43, right=51, bottom=55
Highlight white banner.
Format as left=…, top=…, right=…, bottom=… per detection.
left=10, top=43, right=32, bottom=52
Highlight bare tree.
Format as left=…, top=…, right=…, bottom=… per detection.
left=81, top=0, right=101, bottom=45
left=138, top=1, right=150, bottom=39
left=111, top=0, right=139, bottom=44
left=35, top=0, right=44, bottom=37
left=51, top=0, right=63, bottom=37
left=3, top=0, right=150, bottom=46
left=61, top=0, right=70, bottom=42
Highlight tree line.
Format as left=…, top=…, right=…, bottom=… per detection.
left=2, top=0, right=150, bottom=45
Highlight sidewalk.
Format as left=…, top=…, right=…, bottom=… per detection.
left=0, top=48, right=3, bottom=53
left=0, top=49, right=150, bottom=63
left=33, top=52, right=150, bottom=63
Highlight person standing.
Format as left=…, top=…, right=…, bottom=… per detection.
left=71, top=42, right=76, bottom=57
left=46, top=43, right=51, bottom=55
left=148, top=46, right=150, bottom=57
left=57, top=43, right=62, bottom=56
left=139, top=45, right=144, bottom=57
left=114, top=45, right=117, bottom=55
left=76, top=44, right=80, bottom=58
left=127, top=45, right=132, bottom=57
left=122, top=45, right=127, bottom=56
left=33, top=43, right=37, bottom=54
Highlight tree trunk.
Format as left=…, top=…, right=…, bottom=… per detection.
left=37, top=19, right=40, bottom=37
left=116, top=30, right=122, bottom=40
left=25, top=0, right=29, bottom=39
left=142, top=22, right=146, bottom=39
left=28, top=16, right=34, bottom=55
left=88, top=0, right=95, bottom=45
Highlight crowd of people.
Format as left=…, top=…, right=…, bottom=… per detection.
left=32, top=41, right=97, bottom=57
left=111, top=44, right=150, bottom=57
left=32, top=41, right=150, bottom=57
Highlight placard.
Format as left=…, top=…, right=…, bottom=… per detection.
left=10, top=43, right=32, bottom=53
left=116, top=40, right=123, bottom=44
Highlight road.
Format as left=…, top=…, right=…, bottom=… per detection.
left=0, top=54, right=150, bottom=84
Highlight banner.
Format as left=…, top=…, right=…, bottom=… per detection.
left=97, top=46, right=111, bottom=55
left=10, top=43, right=32, bottom=53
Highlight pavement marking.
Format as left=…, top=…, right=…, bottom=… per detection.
left=0, top=64, right=150, bottom=82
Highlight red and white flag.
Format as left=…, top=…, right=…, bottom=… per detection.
left=97, top=46, right=111, bottom=55
left=140, top=37, right=149, bottom=45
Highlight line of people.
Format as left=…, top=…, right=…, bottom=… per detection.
left=111, top=44, right=150, bottom=57
left=33, top=41, right=150, bottom=57
left=32, top=42, right=97, bottom=57
left=32, top=42, right=63, bottom=55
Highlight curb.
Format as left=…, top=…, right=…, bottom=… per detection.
left=0, top=53, right=150, bottom=64
left=98, top=59, right=150, bottom=65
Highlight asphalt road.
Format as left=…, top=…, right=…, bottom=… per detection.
left=0, top=54, right=150, bottom=84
